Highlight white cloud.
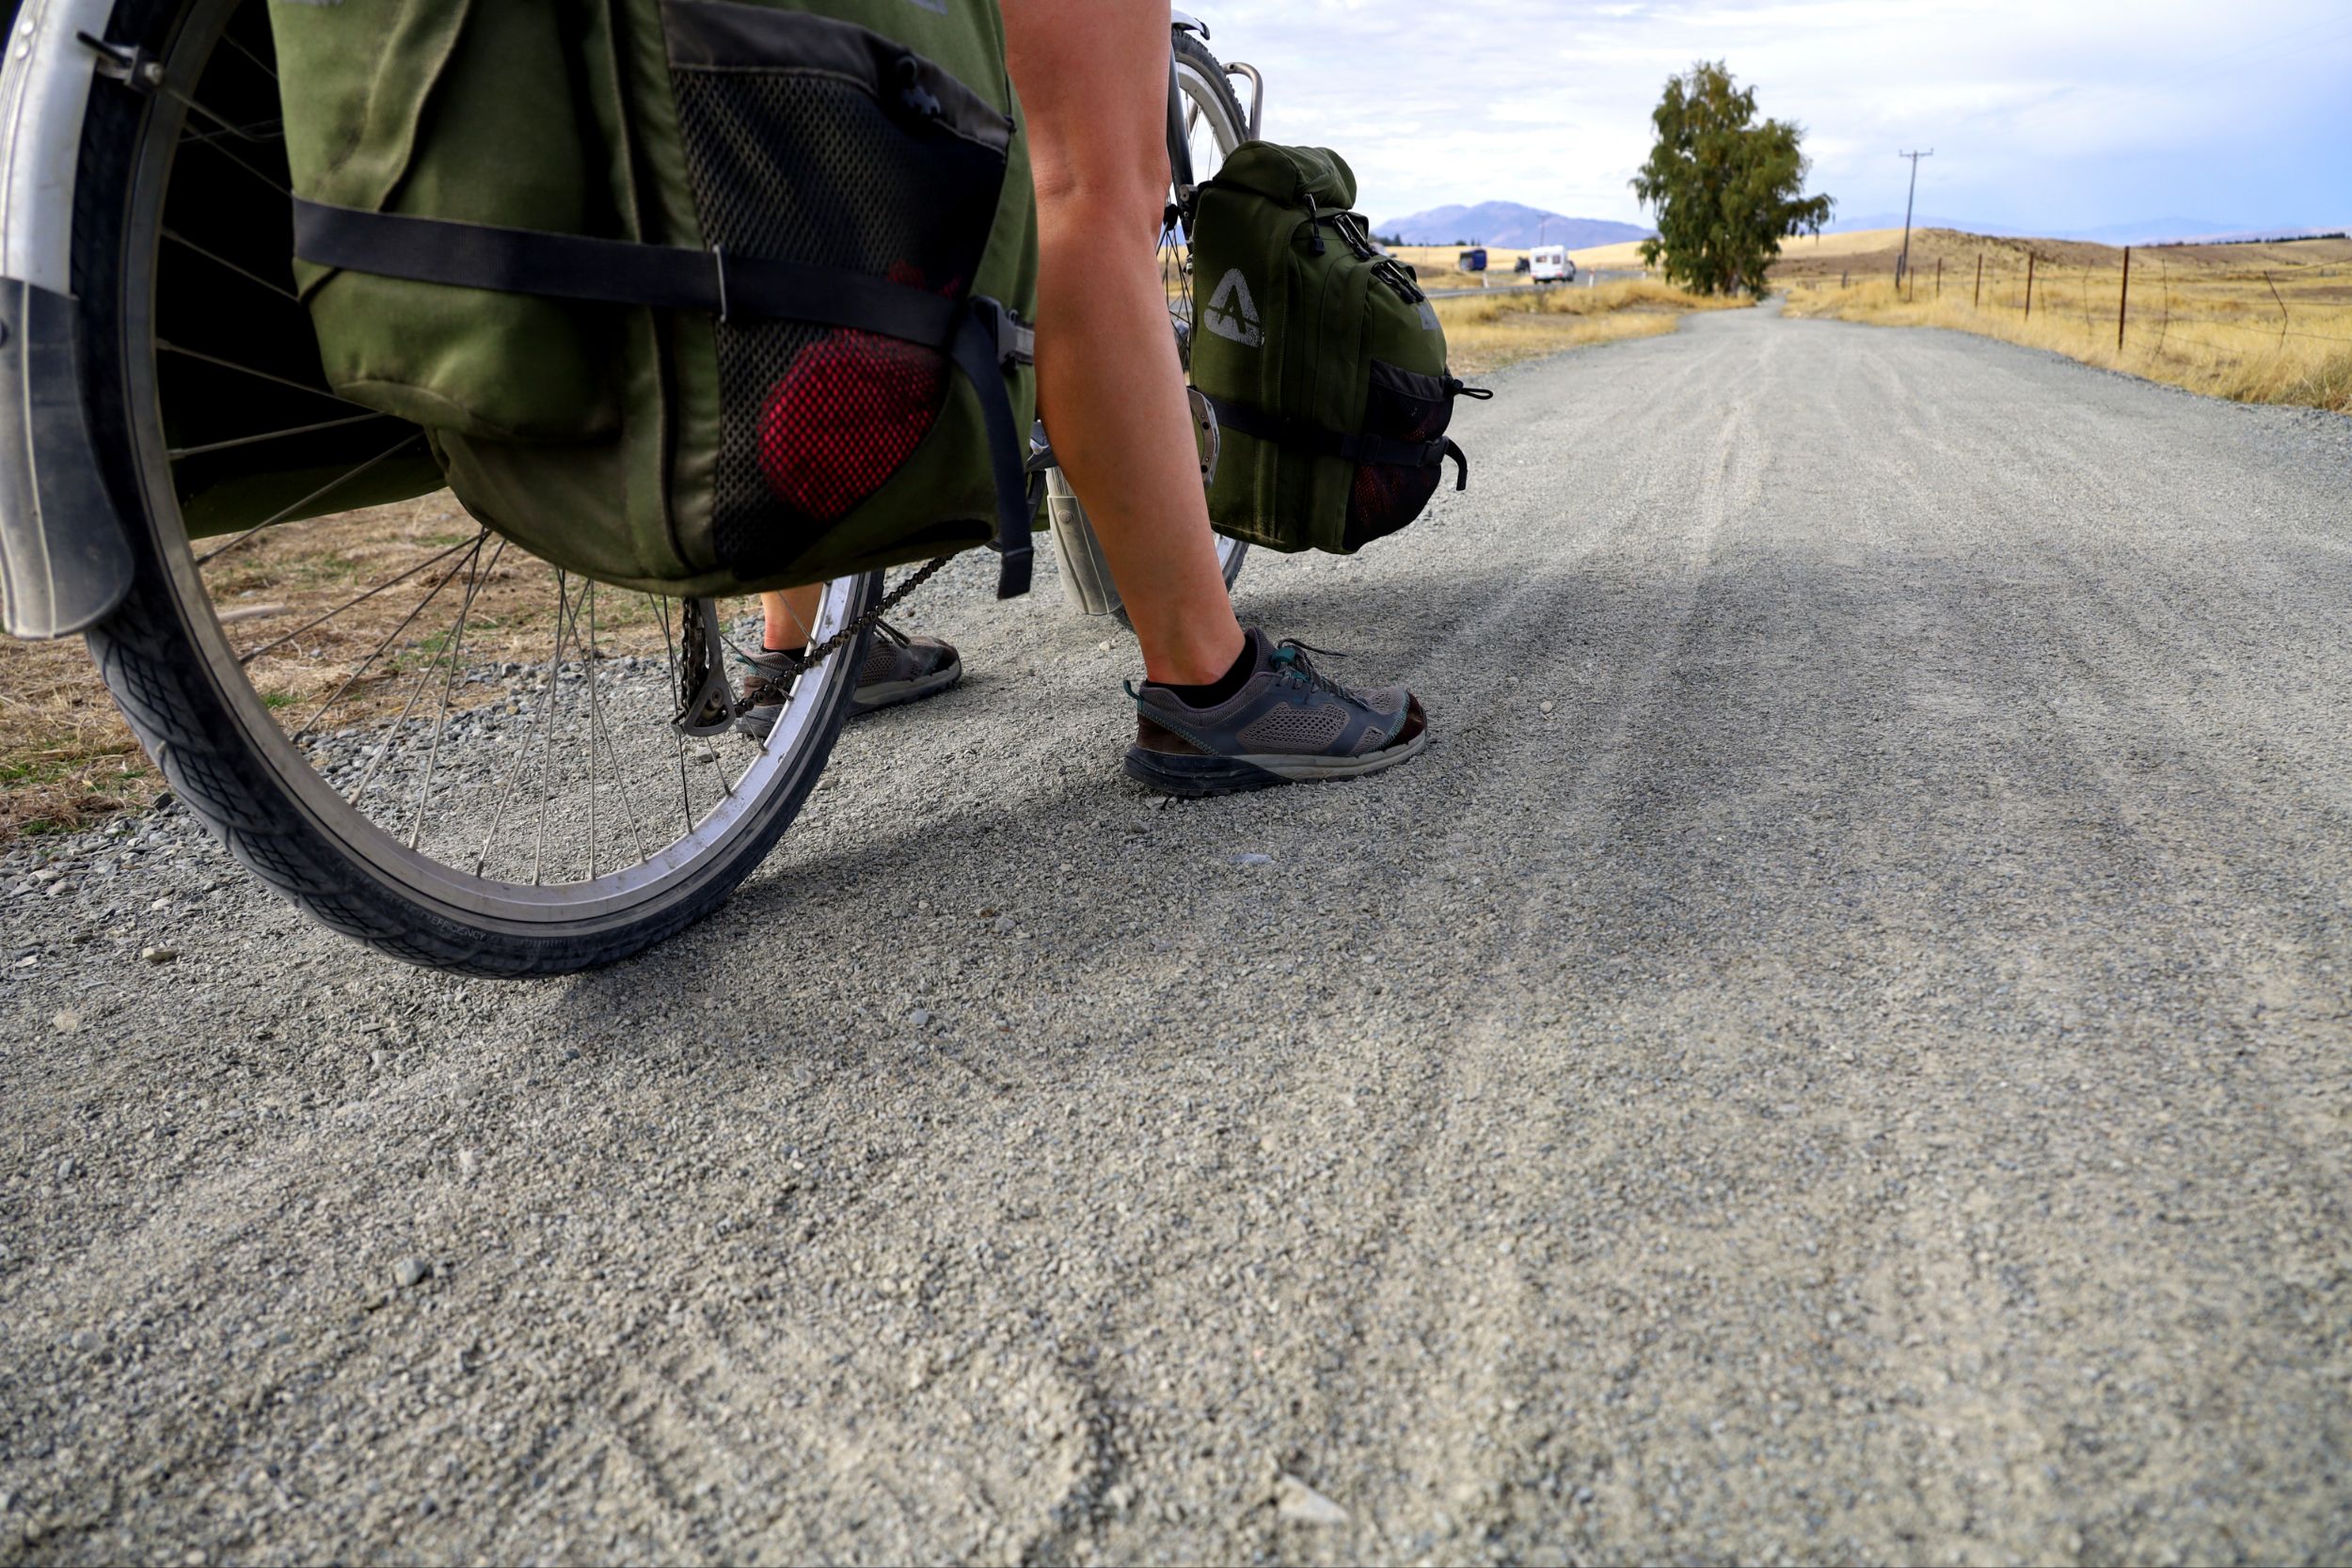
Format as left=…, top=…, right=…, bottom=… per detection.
left=1212, top=0, right=2352, bottom=231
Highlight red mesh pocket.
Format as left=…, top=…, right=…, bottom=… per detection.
left=668, top=36, right=1006, bottom=576
left=1349, top=460, right=1439, bottom=540
left=757, top=329, right=946, bottom=523
left=1343, top=360, right=1456, bottom=550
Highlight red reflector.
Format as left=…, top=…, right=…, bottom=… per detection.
left=758, top=329, right=944, bottom=521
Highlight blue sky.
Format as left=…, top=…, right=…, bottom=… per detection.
left=1220, top=0, right=2352, bottom=234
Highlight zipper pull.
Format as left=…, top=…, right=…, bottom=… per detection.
left=1304, top=194, right=1326, bottom=257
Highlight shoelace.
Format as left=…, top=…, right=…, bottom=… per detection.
left=1270, top=639, right=1359, bottom=704
left=1121, top=639, right=1368, bottom=710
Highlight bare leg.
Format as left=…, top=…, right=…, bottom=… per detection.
left=1003, top=0, right=1246, bottom=687
left=764, top=587, right=822, bottom=652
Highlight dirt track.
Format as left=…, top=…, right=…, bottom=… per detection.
left=5, top=307, right=2349, bottom=1563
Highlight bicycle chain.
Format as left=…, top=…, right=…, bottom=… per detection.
left=672, top=555, right=954, bottom=736
left=765, top=553, right=953, bottom=682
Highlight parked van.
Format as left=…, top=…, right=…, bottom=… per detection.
left=1529, top=245, right=1577, bottom=284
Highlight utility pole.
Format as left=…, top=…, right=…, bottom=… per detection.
left=1895, top=149, right=1933, bottom=289
left=2118, top=245, right=2131, bottom=352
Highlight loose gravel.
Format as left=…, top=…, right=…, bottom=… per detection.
left=3, top=308, right=2349, bottom=1564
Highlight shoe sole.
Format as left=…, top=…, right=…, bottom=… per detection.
left=1121, top=727, right=1429, bottom=798
left=734, top=660, right=962, bottom=738
left=846, top=659, right=963, bottom=718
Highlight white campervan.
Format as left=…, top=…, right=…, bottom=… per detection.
left=1529, top=245, right=1577, bottom=283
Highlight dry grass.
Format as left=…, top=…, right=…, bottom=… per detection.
left=1437, top=277, right=1751, bottom=374
left=0, top=493, right=693, bottom=843
left=1777, top=230, right=2352, bottom=414
left=0, top=633, right=158, bottom=841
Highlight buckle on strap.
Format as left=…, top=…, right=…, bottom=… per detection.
left=972, top=295, right=1035, bottom=367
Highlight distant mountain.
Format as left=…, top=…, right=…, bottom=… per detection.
left=1376, top=201, right=1652, bottom=249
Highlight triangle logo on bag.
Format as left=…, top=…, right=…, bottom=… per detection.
left=1203, top=268, right=1263, bottom=348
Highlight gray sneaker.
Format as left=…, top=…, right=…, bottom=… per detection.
left=1123, top=627, right=1427, bottom=797
left=735, top=621, right=962, bottom=737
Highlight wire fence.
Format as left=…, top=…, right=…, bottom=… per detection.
left=1790, top=243, right=2352, bottom=375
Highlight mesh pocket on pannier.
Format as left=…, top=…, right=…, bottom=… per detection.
left=1344, top=359, right=1456, bottom=551
left=667, top=10, right=1009, bottom=575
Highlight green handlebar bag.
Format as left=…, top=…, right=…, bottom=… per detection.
left=1184, top=142, right=1486, bottom=555
left=268, top=0, right=1041, bottom=598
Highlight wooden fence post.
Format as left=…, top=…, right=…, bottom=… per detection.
left=1974, top=254, right=1982, bottom=309
left=1936, top=257, right=1943, bottom=297
left=2025, top=253, right=2035, bottom=320
left=2118, top=246, right=2130, bottom=352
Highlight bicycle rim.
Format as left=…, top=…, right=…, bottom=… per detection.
left=98, top=0, right=869, bottom=942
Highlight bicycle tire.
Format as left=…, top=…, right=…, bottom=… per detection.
left=68, top=0, right=875, bottom=977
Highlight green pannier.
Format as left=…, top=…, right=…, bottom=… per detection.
left=266, top=0, right=1041, bottom=598
left=1184, top=142, right=1486, bottom=556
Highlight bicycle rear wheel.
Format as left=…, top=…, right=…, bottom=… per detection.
left=70, top=0, right=873, bottom=976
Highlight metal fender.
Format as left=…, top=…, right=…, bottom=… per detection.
left=0, top=0, right=135, bottom=639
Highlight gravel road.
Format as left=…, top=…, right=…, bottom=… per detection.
left=5, top=307, right=2349, bottom=1565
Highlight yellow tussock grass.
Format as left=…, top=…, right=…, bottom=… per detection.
left=1777, top=232, right=2352, bottom=414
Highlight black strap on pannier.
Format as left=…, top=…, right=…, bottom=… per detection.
left=293, top=199, right=1037, bottom=597
left=1200, top=392, right=1467, bottom=490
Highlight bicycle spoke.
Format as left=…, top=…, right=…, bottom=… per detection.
left=193, top=433, right=425, bottom=569
left=282, top=540, right=480, bottom=748
left=161, top=341, right=373, bottom=411
left=581, top=594, right=658, bottom=868
left=657, top=595, right=696, bottom=837
left=179, top=114, right=283, bottom=148
left=169, top=410, right=391, bottom=461
left=563, top=579, right=660, bottom=877
left=472, top=574, right=572, bottom=879
left=343, top=540, right=490, bottom=809
left=176, top=121, right=292, bottom=196
left=215, top=26, right=278, bottom=84
left=240, top=532, right=474, bottom=668
left=405, top=535, right=508, bottom=851
left=585, top=584, right=599, bottom=879
left=163, top=227, right=299, bottom=302
left=531, top=572, right=571, bottom=885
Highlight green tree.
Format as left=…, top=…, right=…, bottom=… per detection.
left=1631, top=61, right=1832, bottom=297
